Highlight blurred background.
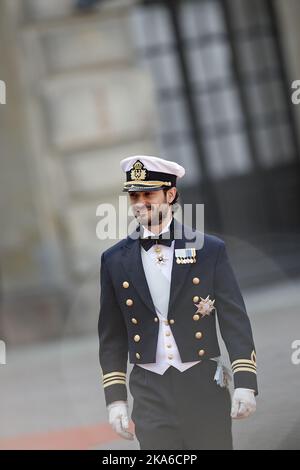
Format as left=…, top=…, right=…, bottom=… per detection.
left=0, top=0, right=299, bottom=450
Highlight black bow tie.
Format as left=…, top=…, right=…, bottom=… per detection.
left=140, top=235, right=173, bottom=252
left=139, top=219, right=175, bottom=251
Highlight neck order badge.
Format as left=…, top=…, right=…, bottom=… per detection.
left=154, top=243, right=169, bottom=265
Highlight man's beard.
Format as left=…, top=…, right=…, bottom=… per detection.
left=134, top=200, right=170, bottom=228
left=144, top=210, right=164, bottom=228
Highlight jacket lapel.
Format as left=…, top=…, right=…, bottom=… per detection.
left=121, top=220, right=199, bottom=317
left=167, top=220, right=196, bottom=316
left=122, top=230, right=156, bottom=314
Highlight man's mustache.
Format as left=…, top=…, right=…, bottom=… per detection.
left=134, top=204, right=152, bottom=212
left=134, top=202, right=169, bottom=212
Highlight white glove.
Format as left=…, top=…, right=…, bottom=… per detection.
left=107, top=400, right=134, bottom=440
left=231, top=388, right=256, bottom=419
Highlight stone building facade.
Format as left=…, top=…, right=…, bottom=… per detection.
left=1, top=0, right=300, bottom=344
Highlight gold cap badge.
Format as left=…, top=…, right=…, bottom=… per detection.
left=130, top=160, right=147, bottom=181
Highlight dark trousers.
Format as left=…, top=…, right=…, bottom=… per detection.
left=129, top=359, right=233, bottom=450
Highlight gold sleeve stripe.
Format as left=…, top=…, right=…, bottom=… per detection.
left=103, top=376, right=126, bottom=384
left=232, top=367, right=257, bottom=374
left=103, top=376, right=127, bottom=385
left=231, top=359, right=256, bottom=367
left=102, top=371, right=126, bottom=379
left=232, top=361, right=256, bottom=368
left=103, top=379, right=127, bottom=389
left=232, top=365, right=256, bottom=373
left=232, top=368, right=257, bottom=375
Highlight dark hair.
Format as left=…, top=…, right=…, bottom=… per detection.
left=163, top=187, right=180, bottom=206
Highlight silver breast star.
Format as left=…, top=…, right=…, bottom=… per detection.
left=155, top=254, right=168, bottom=265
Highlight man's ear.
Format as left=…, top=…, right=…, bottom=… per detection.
left=167, top=188, right=177, bottom=204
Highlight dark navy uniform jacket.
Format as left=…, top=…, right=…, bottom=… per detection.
left=98, top=219, right=258, bottom=406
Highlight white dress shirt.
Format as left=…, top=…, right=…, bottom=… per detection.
left=137, top=218, right=201, bottom=375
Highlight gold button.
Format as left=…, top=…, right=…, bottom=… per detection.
left=126, top=299, right=133, bottom=307
left=154, top=317, right=159, bottom=322
left=166, top=344, right=172, bottom=348
left=134, top=335, right=140, bottom=343
left=195, top=332, right=202, bottom=339
left=136, top=353, right=140, bottom=359
left=164, top=320, right=169, bottom=325
left=198, top=349, right=205, bottom=357
left=165, top=331, right=171, bottom=336
left=193, top=314, right=200, bottom=321
left=168, top=354, right=173, bottom=360
left=123, top=281, right=129, bottom=289
left=169, top=319, right=175, bottom=324
left=193, top=296, right=200, bottom=303
left=131, top=318, right=138, bottom=324
left=193, top=277, right=200, bottom=285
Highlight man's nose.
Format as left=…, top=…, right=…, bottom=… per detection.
left=135, top=200, right=147, bottom=209
left=132, top=194, right=146, bottom=205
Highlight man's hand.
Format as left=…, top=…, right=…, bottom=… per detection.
left=107, top=400, right=134, bottom=440
left=231, top=388, right=256, bottom=419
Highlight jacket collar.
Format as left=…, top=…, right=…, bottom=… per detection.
left=122, top=218, right=201, bottom=316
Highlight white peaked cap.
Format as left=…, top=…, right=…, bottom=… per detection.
left=120, top=155, right=185, bottom=192
left=120, top=155, right=185, bottom=177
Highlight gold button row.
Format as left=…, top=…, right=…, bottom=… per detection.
left=136, top=350, right=204, bottom=360
left=132, top=316, right=168, bottom=324
left=163, top=319, right=175, bottom=325
left=135, top=349, right=204, bottom=361
left=124, top=278, right=200, bottom=287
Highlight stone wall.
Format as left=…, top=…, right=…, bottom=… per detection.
left=0, top=0, right=158, bottom=344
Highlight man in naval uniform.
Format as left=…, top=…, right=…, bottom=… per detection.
left=98, top=155, right=257, bottom=450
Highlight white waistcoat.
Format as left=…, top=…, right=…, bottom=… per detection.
left=138, top=241, right=201, bottom=375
